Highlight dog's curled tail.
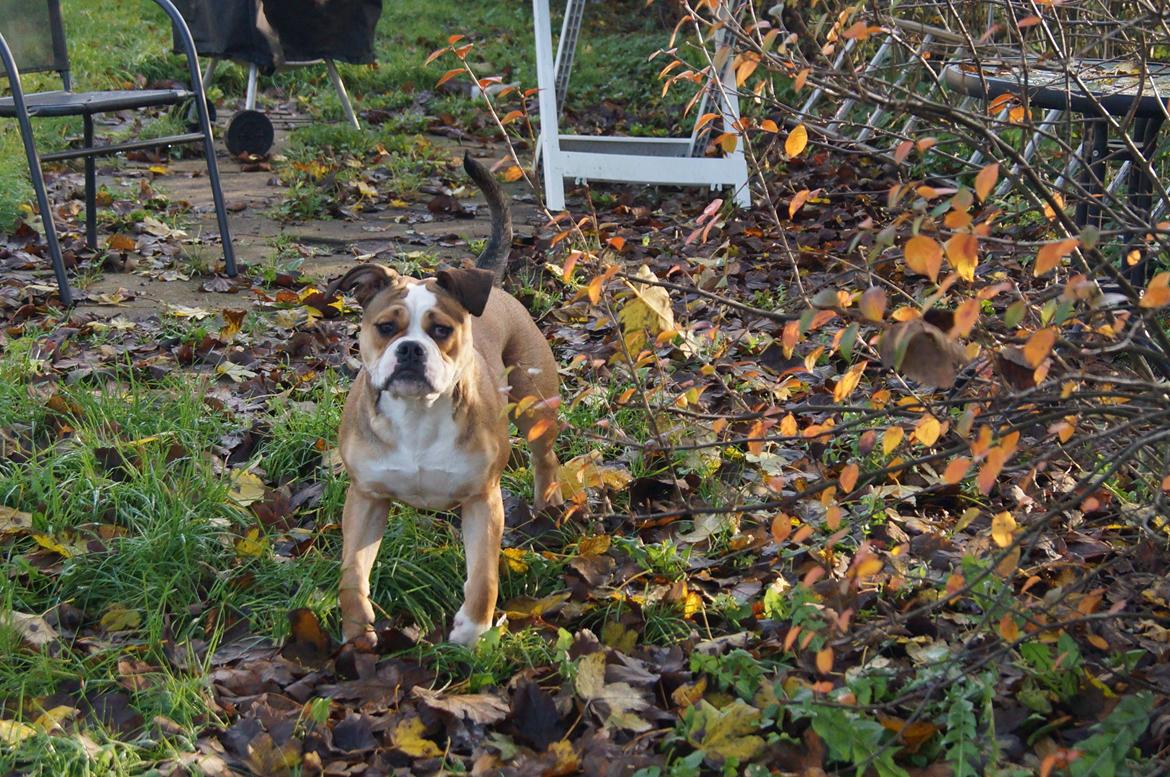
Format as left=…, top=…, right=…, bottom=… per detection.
left=463, top=152, right=512, bottom=284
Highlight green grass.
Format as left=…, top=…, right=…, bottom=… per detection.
left=0, top=332, right=571, bottom=771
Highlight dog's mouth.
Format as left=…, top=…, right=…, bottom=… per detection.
left=382, top=368, right=433, bottom=398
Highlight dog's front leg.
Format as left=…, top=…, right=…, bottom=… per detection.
left=339, top=487, right=390, bottom=648
left=449, top=485, right=504, bottom=645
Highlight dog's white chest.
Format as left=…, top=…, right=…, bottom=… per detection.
left=346, top=395, right=484, bottom=510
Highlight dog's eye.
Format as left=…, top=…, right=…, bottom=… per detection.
left=431, top=324, right=453, bottom=340
left=376, top=321, right=397, bottom=337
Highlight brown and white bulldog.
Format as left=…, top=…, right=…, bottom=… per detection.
left=326, top=154, right=561, bottom=648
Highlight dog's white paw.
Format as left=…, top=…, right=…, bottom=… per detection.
left=448, top=607, right=490, bottom=646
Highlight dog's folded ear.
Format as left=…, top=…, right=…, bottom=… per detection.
left=326, top=264, right=399, bottom=308
left=436, top=267, right=495, bottom=317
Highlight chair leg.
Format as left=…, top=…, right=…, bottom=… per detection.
left=83, top=114, right=97, bottom=250
left=190, top=78, right=237, bottom=277
left=325, top=60, right=360, bottom=130
left=13, top=109, right=73, bottom=305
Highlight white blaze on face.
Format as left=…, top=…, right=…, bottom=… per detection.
left=366, top=283, right=460, bottom=401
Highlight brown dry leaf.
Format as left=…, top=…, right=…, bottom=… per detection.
left=559, top=451, right=632, bottom=501
left=879, top=319, right=967, bottom=388
left=575, top=651, right=651, bottom=732
left=413, top=686, right=510, bottom=724
left=0, top=610, right=58, bottom=647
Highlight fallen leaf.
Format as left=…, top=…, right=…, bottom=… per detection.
left=389, top=715, right=443, bottom=758
left=685, top=699, right=764, bottom=765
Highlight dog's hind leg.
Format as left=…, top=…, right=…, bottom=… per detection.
left=508, top=357, right=562, bottom=510
left=339, top=489, right=391, bottom=648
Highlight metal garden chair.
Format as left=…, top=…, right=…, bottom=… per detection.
left=0, top=0, right=236, bottom=306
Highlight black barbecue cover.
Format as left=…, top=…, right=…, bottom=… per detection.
left=174, top=0, right=382, bottom=68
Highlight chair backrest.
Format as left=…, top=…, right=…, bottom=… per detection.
left=0, top=0, right=70, bottom=84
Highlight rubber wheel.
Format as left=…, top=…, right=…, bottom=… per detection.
left=226, top=110, right=274, bottom=157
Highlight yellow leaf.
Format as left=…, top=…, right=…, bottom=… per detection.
left=578, top=535, right=611, bottom=556
left=1139, top=272, right=1170, bottom=309
left=558, top=451, right=633, bottom=501
left=100, top=603, right=142, bottom=633
left=685, top=700, right=764, bottom=764
left=945, top=233, right=978, bottom=281
left=501, top=547, right=529, bottom=574
left=228, top=470, right=266, bottom=506
left=618, top=265, right=674, bottom=336
left=904, top=235, right=943, bottom=282
left=785, top=124, right=808, bottom=157
left=854, top=555, right=883, bottom=579
left=759, top=119, right=779, bottom=133
left=0, top=506, right=33, bottom=535
left=913, top=415, right=942, bottom=446
left=671, top=676, right=707, bottom=708
left=0, top=720, right=37, bottom=746
left=975, top=163, right=999, bottom=201
left=390, top=716, right=443, bottom=758
left=882, top=426, right=904, bottom=455
left=991, top=511, right=1017, bottom=548
left=234, top=527, right=266, bottom=558
left=1035, top=239, right=1079, bottom=276
left=545, top=740, right=580, bottom=776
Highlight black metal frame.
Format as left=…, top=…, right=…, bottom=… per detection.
left=0, top=0, right=236, bottom=306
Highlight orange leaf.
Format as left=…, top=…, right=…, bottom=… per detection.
left=975, top=163, right=999, bottom=202
left=882, top=426, right=904, bottom=455
left=788, top=189, right=811, bottom=219
left=694, top=112, right=721, bottom=132
left=1139, top=272, right=1170, bottom=309
left=771, top=513, right=793, bottom=544
left=607, top=236, right=626, bottom=252
left=859, top=286, right=886, bottom=321
left=501, top=110, right=525, bottom=125
left=526, top=418, right=554, bottom=442
left=436, top=68, right=463, bottom=88
left=1035, top=238, right=1079, bottom=276
left=945, top=233, right=978, bottom=281
left=998, top=612, right=1020, bottom=642
left=425, top=46, right=449, bottom=65
left=793, top=68, right=810, bottom=92
left=833, top=361, right=867, bottom=403
left=501, top=165, right=524, bottom=183
left=815, top=647, right=833, bottom=674
left=952, top=299, right=979, bottom=338
left=942, top=456, right=971, bottom=485
left=904, top=235, right=943, bottom=282
left=1023, top=328, right=1056, bottom=367
left=839, top=462, right=859, bottom=492
left=913, top=415, right=941, bottom=446
left=107, top=234, right=136, bottom=252
left=785, top=124, right=808, bottom=157
left=977, top=447, right=1008, bottom=495
left=760, top=119, right=779, bottom=133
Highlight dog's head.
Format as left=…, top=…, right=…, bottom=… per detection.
left=327, top=264, right=495, bottom=402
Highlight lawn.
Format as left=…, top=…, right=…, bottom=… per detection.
left=1, top=1, right=1169, bottom=776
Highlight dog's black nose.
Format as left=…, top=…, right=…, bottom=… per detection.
left=397, top=340, right=425, bottom=366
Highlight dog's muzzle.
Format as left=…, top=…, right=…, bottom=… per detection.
left=383, top=340, right=433, bottom=396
